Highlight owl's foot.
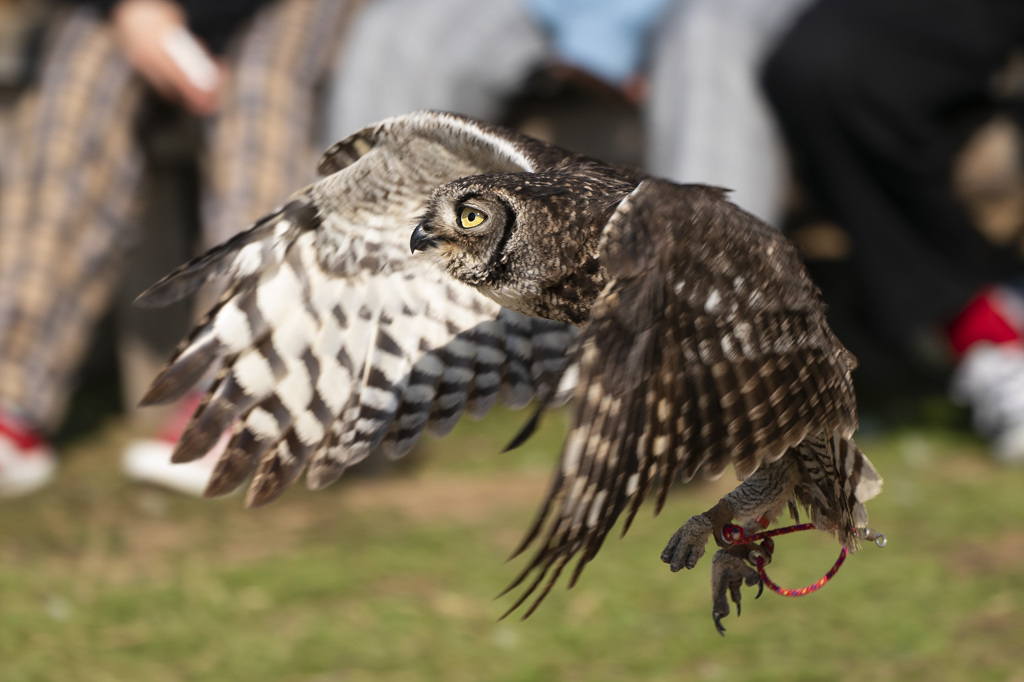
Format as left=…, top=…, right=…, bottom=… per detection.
left=661, top=513, right=715, bottom=571
left=660, top=499, right=735, bottom=572
left=710, top=545, right=764, bottom=636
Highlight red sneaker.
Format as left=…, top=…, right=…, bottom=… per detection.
left=0, top=411, right=57, bottom=498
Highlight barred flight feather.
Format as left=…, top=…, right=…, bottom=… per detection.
left=138, top=112, right=580, bottom=508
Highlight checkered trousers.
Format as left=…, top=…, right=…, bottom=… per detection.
left=0, top=0, right=357, bottom=432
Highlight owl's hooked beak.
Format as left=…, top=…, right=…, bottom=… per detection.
left=410, top=221, right=437, bottom=254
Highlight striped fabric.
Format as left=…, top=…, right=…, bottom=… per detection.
left=0, top=0, right=356, bottom=432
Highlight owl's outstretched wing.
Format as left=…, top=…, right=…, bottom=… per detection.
left=137, top=111, right=577, bottom=507
left=503, top=179, right=859, bottom=615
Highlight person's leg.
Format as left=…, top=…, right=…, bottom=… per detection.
left=119, top=0, right=359, bottom=497
left=322, top=0, right=549, bottom=144
left=763, top=0, right=1024, bottom=347
left=0, top=7, right=144, bottom=496
left=646, top=0, right=812, bottom=225
left=200, top=0, right=360, bottom=247
left=0, top=8, right=143, bottom=434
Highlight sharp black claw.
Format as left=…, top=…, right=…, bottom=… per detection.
left=736, top=601, right=741, bottom=618
left=713, top=613, right=726, bottom=637
left=756, top=580, right=764, bottom=599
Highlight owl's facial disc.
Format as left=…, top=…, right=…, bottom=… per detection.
left=411, top=190, right=512, bottom=285
left=412, top=194, right=502, bottom=252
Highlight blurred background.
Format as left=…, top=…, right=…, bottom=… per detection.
left=2, top=0, right=1024, bottom=679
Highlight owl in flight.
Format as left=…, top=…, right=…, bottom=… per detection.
left=138, top=110, right=882, bottom=633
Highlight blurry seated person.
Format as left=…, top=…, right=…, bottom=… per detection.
left=0, top=0, right=354, bottom=497
left=763, top=0, right=1024, bottom=461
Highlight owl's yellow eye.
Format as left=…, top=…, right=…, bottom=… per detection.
left=458, top=205, right=487, bottom=229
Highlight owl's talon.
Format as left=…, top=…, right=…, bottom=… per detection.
left=710, top=547, right=761, bottom=635
left=747, top=543, right=772, bottom=567
left=713, top=611, right=727, bottom=637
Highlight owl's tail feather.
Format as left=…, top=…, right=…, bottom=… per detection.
left=842, top=438, right=883, bottom=543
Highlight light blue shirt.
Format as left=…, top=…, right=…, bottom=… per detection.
left=523, top=0, right=676, bottom=85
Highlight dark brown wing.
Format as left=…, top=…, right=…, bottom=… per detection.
left=503, top=179, right=858, bottom=616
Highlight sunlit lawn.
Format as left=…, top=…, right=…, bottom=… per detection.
left=3, top=400, right=1024, bottom=681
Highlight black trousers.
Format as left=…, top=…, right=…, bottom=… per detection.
left=763, top=0, right=1024, bottom=350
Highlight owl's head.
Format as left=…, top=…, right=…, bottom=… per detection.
left=410, top=175, right=519, bottom=290
left=411, top=169, right=634, bottom=323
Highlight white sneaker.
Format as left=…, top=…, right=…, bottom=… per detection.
left=121, top=435, right=228, bottom=497
left=121, top=393, right=231, bottom=497
left=0, top=414, right=57, bottom=498
left=951, top=342, right=1024, bottom=463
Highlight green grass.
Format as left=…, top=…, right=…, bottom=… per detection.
left=3, top=406, right=1024, bottom=681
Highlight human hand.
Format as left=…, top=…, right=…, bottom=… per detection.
left=110, top=0, right=224, bottom=116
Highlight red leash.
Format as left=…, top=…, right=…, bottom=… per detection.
left=720, top=522, right=862, bottom=597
